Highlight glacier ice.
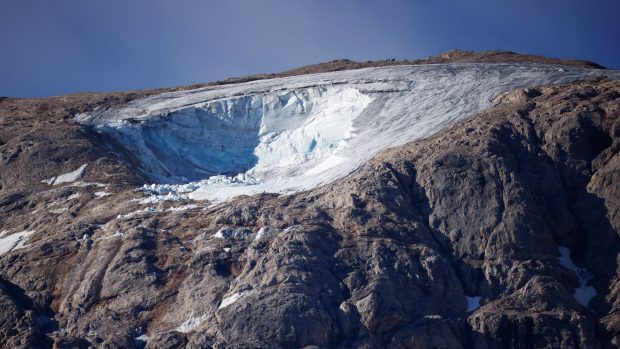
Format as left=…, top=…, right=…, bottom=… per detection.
left=77, top=64, right=620, bottom=203
left=0, top=230, right=35, bottom=255
left=82, top=87, right=368, bottom=183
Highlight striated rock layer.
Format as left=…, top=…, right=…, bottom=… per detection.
left=1, top=53, right=620, bottom=348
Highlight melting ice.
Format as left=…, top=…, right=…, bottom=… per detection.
left=77, top=64, right=620, bottom=203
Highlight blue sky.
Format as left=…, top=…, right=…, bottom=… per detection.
left=1, top=0, right=619, bottom=97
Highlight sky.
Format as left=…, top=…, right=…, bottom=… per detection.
left=1, top=0, right=619, bottom=97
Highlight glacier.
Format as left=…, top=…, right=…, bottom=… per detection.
left=76, top=63, right=620, bottom=203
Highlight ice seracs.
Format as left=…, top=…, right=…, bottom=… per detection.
left=82, top=87, right=369, bottom=184
left=77, top=64, right=620, bottom=203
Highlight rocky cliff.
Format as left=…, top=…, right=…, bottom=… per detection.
left=1, top=52, right=620, bottom=348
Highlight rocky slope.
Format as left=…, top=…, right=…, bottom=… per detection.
left=1, top=52, right=620, bottom=348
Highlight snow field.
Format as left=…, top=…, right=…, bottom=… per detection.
left=558, top=246, right=597, bottom=306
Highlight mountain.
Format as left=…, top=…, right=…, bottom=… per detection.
left=1, top=51, right=620, bottom=348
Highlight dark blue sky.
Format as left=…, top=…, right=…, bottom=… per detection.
left=1, top=0, right=619, bottom=97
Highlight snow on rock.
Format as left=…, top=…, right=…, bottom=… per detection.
left=558, top=246, right=597, bottom=307
left=218, top=290, right=256, bottom=309
left=78, top=64, right=620, bottom=203
left=255, top=226, right=280, bottom=241
left=49, top=207, right=68, bottom=214
left=174, top=314, right=207, bottom=333
left=116, top=207, right=160, bottom=220
left=424, top=314, right=443, bottom=320
left=0, top=230, right=36, bottom=255
left=96, top=231, right=124, bottom=241
left=67, top=193, right=81, bottom=200
left=134, top=334, right=149, bottom=343
left=575, top=285, right=597, bottom=307
left=466, top=296, right=481, bottom=313
left=71, top=181, right=107, bottom=188
left=94, top=191, right=112, bottom=198
left=42, top=164, right=88, bottom=185
left=213, top=227, right=252, bottom=240
left=166, top=204, right=199, bottom=212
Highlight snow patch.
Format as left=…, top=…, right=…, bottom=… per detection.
left=116, top=207, right=160, bottom=220
left=218, top=290, right=255, bottom=309
left=0, top=230, right=35, bottom=255
left=52, top=328, right=68, bottom=337
left=49, top=207, right=68, bottom=214
left=213, top=227, right=252, bottom=240
left=466, top=296, right=481, bottom=312
left=96, top=231, right=124, bottom=240
left=94, top=191, right=112, bottom=198
left=70, top=181, right=107, bottom=188
left=558, top=246, right=597, bottom=307
left=134, top=334, right=149, bottom=343
left=174, top=314, right=207, bottom=333
left=255, top=226, right=280, bottom=241
left=67, top=193, right=81, bottom=200
left=42, top=164, right=88, bottom=185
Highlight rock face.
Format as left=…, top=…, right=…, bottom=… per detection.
left=1, top=53, right=620, bottom=348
